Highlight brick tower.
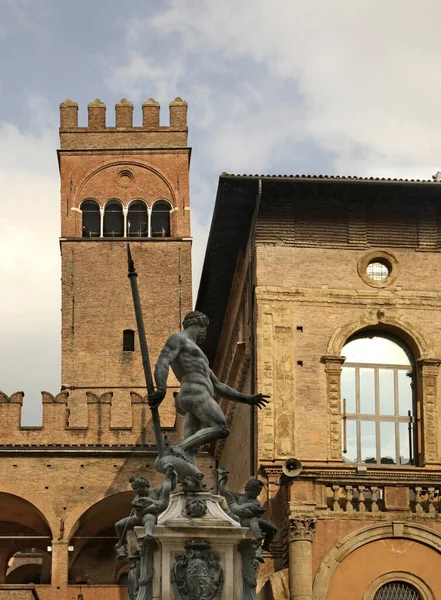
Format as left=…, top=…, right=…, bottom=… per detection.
left=58, top=97, right=192, bottom=423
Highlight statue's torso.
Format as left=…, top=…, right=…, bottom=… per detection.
left=170, top=335, right=213, bottom=395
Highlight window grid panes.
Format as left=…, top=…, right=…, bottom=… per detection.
left=341, top=336, right=415, bottom=466
left=367, top=261, right=389, bottom=281
left=374, top=581, right=422, bottom=600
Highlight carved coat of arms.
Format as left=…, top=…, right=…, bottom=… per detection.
left=171, top=540, right=223, bottom=600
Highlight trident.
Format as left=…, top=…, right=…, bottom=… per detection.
left=126, top=244, right=165, bottom=457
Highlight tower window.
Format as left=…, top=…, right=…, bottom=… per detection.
left=151, top=200, right=171, bottom=237
left=123, top=329, right=135, bottom=352
left=128, top=201, right=148, bottom=237
left=103, top=200, right=124, bottom=237
left=81, top=199, right=100, bottom=238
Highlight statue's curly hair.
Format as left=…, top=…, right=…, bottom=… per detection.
left=244, top=477, right=264, bottom=493
left=182, top=311, right=209, bottom=330
left=129, top=475, right=150, bottom=491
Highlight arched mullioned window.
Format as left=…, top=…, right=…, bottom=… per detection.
left=341, top=331, right=416, bottom=466
left=151, top=200, right=171, bottom=237
left=81, top=199, right=100, bottom=238
left=103, top=200, right=124, bottom=237
left=127, top=201, right=148, bottom=237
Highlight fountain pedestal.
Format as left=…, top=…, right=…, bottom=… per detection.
left=132, top=491, right=257, bottom=600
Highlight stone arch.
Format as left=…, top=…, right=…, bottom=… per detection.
left=313, top=522, right=441, bottom=599
left=0, top=492, right=53, bottom=584
left=326, top=313, right=434, bottom=361
left=127, top=197, right=149, bottom=208
left=0, top=492, right=52, bottom=537
left=67, top=491, right=134, bottom=584
left=151, top=197, right=173, bottom=209
left=75, top=161, right=177, bottom=207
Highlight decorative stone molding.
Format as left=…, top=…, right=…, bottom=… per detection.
left=417, top=358, right=441, bottom=464
left=288, top=516, right=317, bottom=542
left=326, top=313, right=434, bottom=359
left=320, top=355, right=346, bottom=461
left=363, top=570, right=435, bottom=600
left=313, top=522, right=441, bottom=600
left=357, top=250, right=399, bottom=288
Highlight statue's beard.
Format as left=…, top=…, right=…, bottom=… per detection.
left=197, top=331, right=206, bottom=345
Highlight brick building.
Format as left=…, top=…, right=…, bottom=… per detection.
left=196, top=174, right=441, bottom=599
left=3, top=99, right=441, bottom=600
left=0, top=98, right=215, bottom=600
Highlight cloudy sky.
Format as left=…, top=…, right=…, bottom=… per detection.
left=2, top=0, right=441, bottom=423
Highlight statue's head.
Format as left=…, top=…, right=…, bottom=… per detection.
left=129, top=475, right=150, bottom=493
left=244, top=477, right=264, bottom=498
left=183, top=311, right=209, bottom=344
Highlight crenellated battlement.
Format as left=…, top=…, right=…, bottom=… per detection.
left=59, top=97, right=188, bottom=150
left=0, top=388, right=180, bottom=447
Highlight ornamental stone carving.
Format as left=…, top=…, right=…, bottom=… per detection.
left=171, top=540, right=223, bottom=600
left=184, top=498, right=208, bottom=518
left=288, top=516, right=317, bottom=542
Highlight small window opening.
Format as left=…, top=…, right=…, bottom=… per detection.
left=81, top=200, right=100, bottom=238
left=123, top=329, right=135, bottom=352
left=103, top=200, right=124, bottom=237
left=151, top=200, right=171, bottom=237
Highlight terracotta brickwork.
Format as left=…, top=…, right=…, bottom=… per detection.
left=204, top=177, right=441, bottom=598
left=0, top=99, right=205, bottom=599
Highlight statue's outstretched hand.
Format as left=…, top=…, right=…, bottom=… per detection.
left=248, top=393, right=270, bottom=409
left=148, top=389, right=166, bottom=409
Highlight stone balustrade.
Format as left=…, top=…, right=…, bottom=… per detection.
left=326, top=484, right=385, bottom=513
left=324, top=482, right=441, bottom=515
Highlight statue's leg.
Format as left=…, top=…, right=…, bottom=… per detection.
left=259, top=519, right=278, bottom=550
left=141, top=513, right=157, bottom=538
left=183, top=411, right=201, bottom=461
left=115, top=516, right=138, bottom=558
left=177, top=391, right=230, bottom=455
left=249, top=517, right=264, bottom=542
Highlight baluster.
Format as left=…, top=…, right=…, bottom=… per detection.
left=345, top=485, right=353, bottom=513
left=332, top=484, right=341, bottom=512
left=357, top=485, right=366, bottom=513
left=428, top=487, right=436, bottom=514
left=371, top=486, right=379, bottom=512
left=415, top=486, right=423, bottom=513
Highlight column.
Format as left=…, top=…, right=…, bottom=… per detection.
left=0, top=550, right=8, bottom=583
left=100, top=206, right=105, bottom=238
left=51, top=540, right=69, bottom=587
left=288, top=515, right=317, bottom=600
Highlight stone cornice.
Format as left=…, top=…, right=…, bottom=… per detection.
left=255, top=286, right=441, bottom=310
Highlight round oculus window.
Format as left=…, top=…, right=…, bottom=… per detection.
left=357, top=251, right=398, bottom=288
left=366, top=260, right=389, bottom=282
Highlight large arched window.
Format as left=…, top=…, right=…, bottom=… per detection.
left=374, top=581, right=422, bottom=600
left=151, top=200, right=171, bottom=237
left=127, top=201, right=148, bottom=237
left=341, top=332, right=416, bottom=466
left=81, top=199, right=100, bottom=238
left=103, top=200, right=124, bottom=237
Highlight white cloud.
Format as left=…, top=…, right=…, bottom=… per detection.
left=0, top=109, right=60, bottom=423
left=112, top=0, right=441, bottom=179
